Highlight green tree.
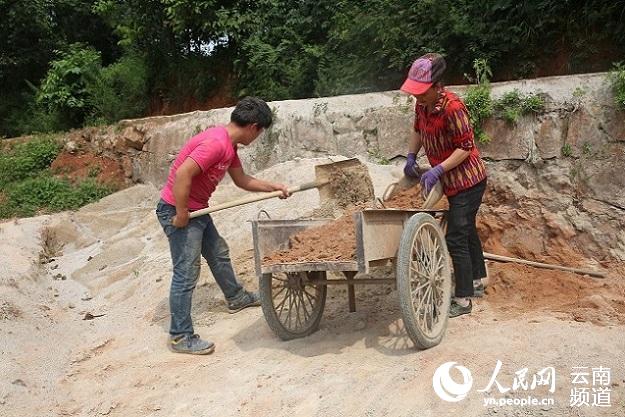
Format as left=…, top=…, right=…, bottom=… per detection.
left=0, top=0, right=119, bottom=137
left=3, top=0, right=625, bottom=137
left=88, top=53, right=149, bottom=123
left=36, top=44, right=102, bottom=129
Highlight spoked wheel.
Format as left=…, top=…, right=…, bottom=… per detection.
left=259, top=271, right=327, bottom=340
left=396, top=213, right=452, bottom=349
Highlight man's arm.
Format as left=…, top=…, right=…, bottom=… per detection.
left=172, top=158, right=202, bottom=228
left=228, top=167, right=290, bottom=198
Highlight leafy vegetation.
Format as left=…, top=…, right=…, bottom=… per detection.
left=464, top=59, right=493, bottom=144
left=493, top=89, right=545, bottom=124
left=87, top=53, right=149, bottom=124
left=0, top=136, right=62, bottom=187
left=464, top=85, right=493, bottom=144
left=608, top=62, right=625, bottom=110
left=2, top=0, right=625, bottom=137
left=36, top=45, right=103, bottom=129
left=0, top=136, right=114, bottom=218
left=463, top=59, right=547, bottom=143
left=561, top=143, right=573, bottom=157
left=2, top=175, right=114, bottom=218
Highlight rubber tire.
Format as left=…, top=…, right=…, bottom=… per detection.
left=396, top=213, right=452, bottom=350
left=259, top=271, right=327, bottom=341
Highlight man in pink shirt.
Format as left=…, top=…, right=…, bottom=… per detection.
left=156, top=97, right=290, bottom=355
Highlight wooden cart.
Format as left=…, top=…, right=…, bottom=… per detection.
left=251, top=209, right=452, bottom=350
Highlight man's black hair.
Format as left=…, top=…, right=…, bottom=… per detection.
left=231, top=96, right=273, bottom=128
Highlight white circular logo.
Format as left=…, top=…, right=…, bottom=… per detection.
left=432, top=362, right=473, bottom=402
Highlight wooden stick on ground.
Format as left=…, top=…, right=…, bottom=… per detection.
left=483, top=252, right=607, bottom=278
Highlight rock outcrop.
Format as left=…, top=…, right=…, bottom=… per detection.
left=25, top=72, right=625, bottom=261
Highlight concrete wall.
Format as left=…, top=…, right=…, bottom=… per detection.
left=58, top=72, right=625, bottom=260
left=106, top=72, right=623, bottom=207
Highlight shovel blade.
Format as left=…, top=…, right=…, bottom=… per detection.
left=314, top=158, right=374, bottom=207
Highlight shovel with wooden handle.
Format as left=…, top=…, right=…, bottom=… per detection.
left=189, top=158, right=369, bottom=218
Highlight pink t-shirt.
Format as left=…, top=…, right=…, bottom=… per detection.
left=160, top=126, right=242, bottom=210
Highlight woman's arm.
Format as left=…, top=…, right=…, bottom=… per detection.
left=439, top=148, right=471, bottom=172
left=408, top=129, right=423, bottom=155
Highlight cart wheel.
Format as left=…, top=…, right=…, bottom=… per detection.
left=396, top=213, right=452, bottom=349
left=259, top=271, right=327, bottom=340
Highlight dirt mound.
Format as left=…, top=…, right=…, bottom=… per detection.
left=262, top=176, right=625, bottom=327
left=311, top=160, right=376, bottom=218
left=267, top=206, right=362, bottom=263
left=50, top=151, right=128, bottom=188
left=477, top=186, right=600, bottom=268
left=325, top=163, right=376, bottom=208
left=486, top=262, right=625, bottom=325
left=264, top=184, right=447, bottom=264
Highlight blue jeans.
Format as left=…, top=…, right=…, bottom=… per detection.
left=446, top=179, right=487, bottom=298
left=156, top=199, right=243, bottom=336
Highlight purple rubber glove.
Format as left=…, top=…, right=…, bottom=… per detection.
left=403, top=153, right=420, bottom=178
left=420, top=164, right=444, bottom=195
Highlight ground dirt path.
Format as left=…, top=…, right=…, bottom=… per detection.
left=1, top=159, right=624, bottom=417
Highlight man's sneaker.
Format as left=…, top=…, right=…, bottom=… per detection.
left=227, top=290, right=261, bottom=314
left=473, top=280, right=485, bottom=298
left=168, top=334, right=215, bottom=355
left=449, top=299, right=472, bottom=318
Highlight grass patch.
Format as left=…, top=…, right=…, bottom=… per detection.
left=493, top=89, right=545, bottom=124
left=0, top=135, right=61, bottom=187
left=609, top=62, right=625, bottom=110
left=561, top=143, right=573, bottom=157
left=463, top=59, right=546, bottom=144
left=464, top=84, right=493, bottom=144
left=1, top=174, right=114, bottom=218
left=0, top=135, right=115, bottom=219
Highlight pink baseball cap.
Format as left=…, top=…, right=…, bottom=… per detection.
left=400, top=53, right=447, bottom=95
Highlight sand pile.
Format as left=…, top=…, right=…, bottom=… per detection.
left=486, top=261, right=625, bottom=326
left=260, top=174, right=625, bottom=328
left=264, top=184, right=447, bottom=264
left=310, top=159, right=376, bottom=218
left=3, top=156, right=625, bottom=417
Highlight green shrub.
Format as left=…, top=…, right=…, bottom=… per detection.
left=1, top=174, right=114, bottom=218
left=501, top=107, right=521, bottom=124
left=520, top=93, right=545, bottom=113
left=5, top=175, right=73, bottom=216
left=0, top=136, right=62, bottom=187
left=495, top=89, right=522, bottom=110
left=561, top=143, right=573, bottom=157
left=87, top=53, right=149, bottom=124
left=36, top=44, right=102, bottom=128
left=73, top=178, right=114, bottom=205
left=464, top=84, right=493, bottom=144
left=493, top=89, right=545, bottom=124
left=0, top=135, right=114, bottom=219
left=609, top=62, right=625, bottom=110
left=1, top=90, right=66, bottom=136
